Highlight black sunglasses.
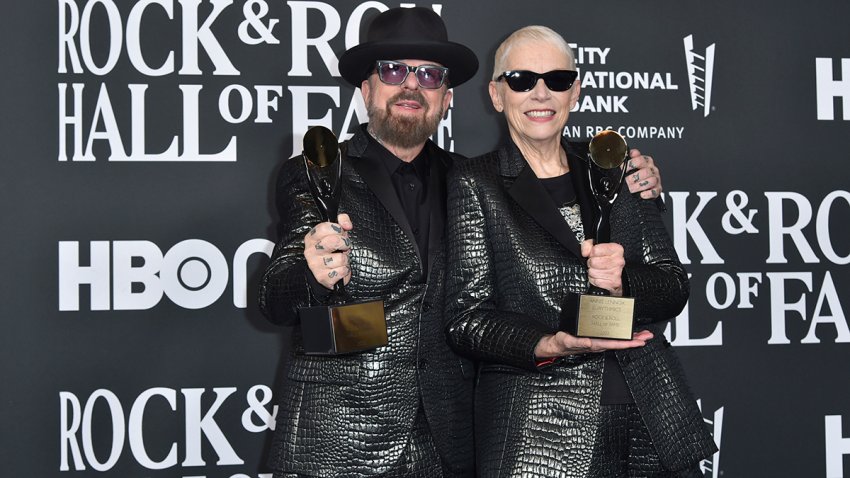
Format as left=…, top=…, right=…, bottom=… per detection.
left=375, top=60, right=449, bottom=89
left=497, top=70, right=578, bottom=92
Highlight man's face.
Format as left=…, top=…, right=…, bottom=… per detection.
left=360, top=59, right=453, bottom=150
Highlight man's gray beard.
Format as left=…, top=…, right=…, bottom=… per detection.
left=367, top=91, right=445, bottom=150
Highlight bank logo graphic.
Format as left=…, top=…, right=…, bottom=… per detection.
left=816, top=58, right=850, bottom=121
left=684, top=35, right=716, bottom=117
left=697, top=400, right=723, bottom=478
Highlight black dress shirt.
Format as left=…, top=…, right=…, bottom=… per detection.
left=367, top=134, right=433, bottom=277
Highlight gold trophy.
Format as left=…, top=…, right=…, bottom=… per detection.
left=298, top=126, right=387, bottom=355
left=566, top=130, right=636, bottom=340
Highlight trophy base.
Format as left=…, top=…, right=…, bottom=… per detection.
left=299, top=299, right=387, bottom=355
left=561, top=294, right=635, bottom=340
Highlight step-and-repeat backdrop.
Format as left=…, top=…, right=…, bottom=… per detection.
left=2, top=1, right=848, bottom=476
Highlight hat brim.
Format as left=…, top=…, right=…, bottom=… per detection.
left=338, top=41, right=479, bottom=88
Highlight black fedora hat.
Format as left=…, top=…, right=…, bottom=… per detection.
left=338, top=7, right=478, bottom=88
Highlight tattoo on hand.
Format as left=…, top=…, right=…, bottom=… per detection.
left=323, top=257, right=333, bottom=265
left=328, top=271, right=338, bottom=278
left=632, top=172, right=640, bottom=182
left=309, top=227, right=317, bottom=236
left=343, top=238, right=351, bottom=247
left=639, top=180, right=650, bottom=187
left=331, top=224, right=342, bottom=233
left=315, top=243, right=324, bottom=250
left=628, top=160, right=636, bottom=170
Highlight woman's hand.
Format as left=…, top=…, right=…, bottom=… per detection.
left=303, top=213, right=354, bottom=288
left=581, top=240, right=625, bottom=296
left=534, top=330, right=654, bottom=358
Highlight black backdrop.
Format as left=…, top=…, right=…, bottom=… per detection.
left=2, top=1, right=849, bottom=476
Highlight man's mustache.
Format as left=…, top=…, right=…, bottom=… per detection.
left=387, top=91, right=427, bottom=108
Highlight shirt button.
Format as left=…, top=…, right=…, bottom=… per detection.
left=407, top=182, right=415, bottom=191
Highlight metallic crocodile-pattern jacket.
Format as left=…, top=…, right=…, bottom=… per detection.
left=259, top=125, right=474, bottom=477
left=444, top=140, right=717, bottom=477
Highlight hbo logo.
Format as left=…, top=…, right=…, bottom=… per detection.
left=58, top=239, right=273, bottom=311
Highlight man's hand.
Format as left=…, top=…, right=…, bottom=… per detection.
left=625, top=148, right=662, bottom=199
left=303, top=213, right=353, bottom=289
left=581, top=239, right=625, bottom=297
left=534, top=330, right=653, bottom=358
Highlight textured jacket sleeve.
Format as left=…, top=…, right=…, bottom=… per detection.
left=258, top=156, right=322, bottom=326
left=616, top=189, right=690, bottom=323
left=444, top=168, right=552, bottom=372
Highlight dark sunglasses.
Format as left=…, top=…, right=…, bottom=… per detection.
left=497, top=70, right=578, bottom=92
left=375, top=60, right=449, bottom=89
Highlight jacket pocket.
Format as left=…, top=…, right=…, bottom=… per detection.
left=286, top=355, right=361, bottom=385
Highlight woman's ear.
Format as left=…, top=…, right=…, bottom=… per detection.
left=489, top=81, right=503, bottom=112
left=569, top=79, right=581, bottom=110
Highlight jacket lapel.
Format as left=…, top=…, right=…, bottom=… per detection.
left=564, top=142, right=599, bottom=242
left=501, top=142, right=585, bottom=259
left=346, top=130, right=421, bottom=269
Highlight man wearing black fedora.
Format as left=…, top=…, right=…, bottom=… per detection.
left=259, top=6, right=665, bottom=478
left=260, top=7, right=478, bottom=477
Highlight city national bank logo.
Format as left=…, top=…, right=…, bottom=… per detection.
left=697, top=400, right=723, bottom=478
left=816, top=58, right=850, bottom=120
left=684, top=35, right=716, bottom=117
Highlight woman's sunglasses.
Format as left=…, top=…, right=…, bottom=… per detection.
left=496, top=70, right=578, bottom=92
left=375, top=60, right=449, bottom=89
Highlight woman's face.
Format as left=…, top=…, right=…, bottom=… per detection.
left=489, top=40, right=581, bottom=147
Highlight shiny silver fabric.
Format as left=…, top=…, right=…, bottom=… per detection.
left=260, top=127, right=474, bottom=477
left=444, top=140, right=717, bottom=477
left=589, top=404, right=705, bottom=478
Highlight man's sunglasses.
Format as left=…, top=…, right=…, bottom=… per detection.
left=375, top=60, right=449, bottom=89
left=496, top=70, right=578, bottom=92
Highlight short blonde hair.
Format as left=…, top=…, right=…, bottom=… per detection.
left=492, top=25, right=576, bottom=80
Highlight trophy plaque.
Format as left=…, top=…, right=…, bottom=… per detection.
left=564, top=130, right=635, bottom=340
left=298, top=126, right=387, bottom=355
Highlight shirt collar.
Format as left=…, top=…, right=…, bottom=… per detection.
left=363, top=126, right=431, bottom=180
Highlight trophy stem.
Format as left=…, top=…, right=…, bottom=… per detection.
left=587, top=284, right=610, bottom=296
left=593, top=197, right=613, bottom=244
left=331, top=277, right=345, bottom=299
